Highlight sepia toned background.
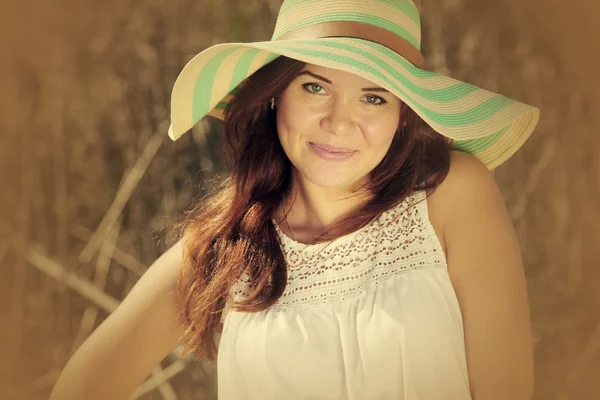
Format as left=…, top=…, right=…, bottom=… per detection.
left=1, top=0, right=598, bottom=399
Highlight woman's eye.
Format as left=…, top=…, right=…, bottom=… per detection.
left=365, top=95, right=387, bottom=105
left=301, top=84, right=386, bottom=105
left=302, top=83, right=325, bottom=94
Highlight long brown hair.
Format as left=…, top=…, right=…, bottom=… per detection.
left=172, top=56, right=451, bottom=360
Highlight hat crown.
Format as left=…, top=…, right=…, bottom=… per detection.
left=273, top=0, right=422, bottom=50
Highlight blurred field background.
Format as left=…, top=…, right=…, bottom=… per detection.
left=0, top=0, right=598, bottom=399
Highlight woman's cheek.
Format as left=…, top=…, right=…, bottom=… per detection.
left=360, top=120, right=397, bottom=147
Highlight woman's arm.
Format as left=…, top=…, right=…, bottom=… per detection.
left=441, top=151, right=534, bottom=400
left=49, top=237, right=190, bottom=400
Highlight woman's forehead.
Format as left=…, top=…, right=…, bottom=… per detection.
left=299, top=63, right=383, bottom=89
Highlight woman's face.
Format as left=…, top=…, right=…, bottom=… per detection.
left=276, top=64, right=402, bottom=192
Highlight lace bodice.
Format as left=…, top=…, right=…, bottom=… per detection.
left=230, top=189, right=446, bottom=306
left=218, top=189, right=471, bottom=399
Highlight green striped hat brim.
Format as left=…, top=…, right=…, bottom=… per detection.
left=169, top=37, right=540, bottom=170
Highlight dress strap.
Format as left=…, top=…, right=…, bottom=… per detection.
left=411, top=189, right=447, bottom=262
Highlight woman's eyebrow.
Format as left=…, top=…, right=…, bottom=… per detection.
left=361, top=87, right=390, bottom=93
left=297, top=71, right=390, bottom=93
left=298, top=71, right=332, bottom=83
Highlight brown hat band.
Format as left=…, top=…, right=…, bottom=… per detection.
left=275, top=21, right=425, bottom=68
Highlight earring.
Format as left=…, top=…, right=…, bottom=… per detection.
left=270, top=97, right=276, bottom=110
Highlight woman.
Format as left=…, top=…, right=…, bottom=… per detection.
left=50, top=0, right=539, bottom=399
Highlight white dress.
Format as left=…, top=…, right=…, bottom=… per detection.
left=216, top=189, right=472, bottom=399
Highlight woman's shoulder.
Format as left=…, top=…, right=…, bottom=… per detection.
left=425, top=150, right=499, bottom=258
left=427, top=150, right=494, bottom=201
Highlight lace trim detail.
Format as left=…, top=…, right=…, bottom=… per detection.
left=230, top=190, right=447, bottom=307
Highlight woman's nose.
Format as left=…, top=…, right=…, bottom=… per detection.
left=321, top=99, right=357, bottom=136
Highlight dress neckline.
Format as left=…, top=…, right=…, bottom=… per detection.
left=271, top=191, right=419, bottom=252
left=271, top=215, right=369, bottom=251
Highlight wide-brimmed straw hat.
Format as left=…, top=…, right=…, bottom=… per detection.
left=168, top=0, right=540, bottom=170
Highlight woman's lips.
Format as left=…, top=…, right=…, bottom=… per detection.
left=309, top=142, right=357, bottom=161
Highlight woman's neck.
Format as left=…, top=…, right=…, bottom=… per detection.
left=275, top=175, right=373, bottom=243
